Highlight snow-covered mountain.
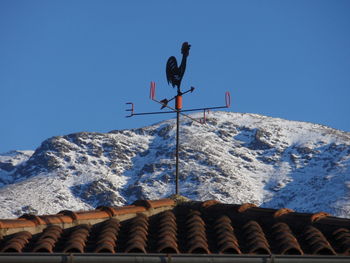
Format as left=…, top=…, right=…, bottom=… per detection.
left=0, top=112, right=349, bottom=219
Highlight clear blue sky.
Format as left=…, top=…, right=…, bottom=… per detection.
left=1, top=0, right=349, bottom=153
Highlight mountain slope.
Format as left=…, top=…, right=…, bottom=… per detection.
left=0, top=112, right=349, bottom=218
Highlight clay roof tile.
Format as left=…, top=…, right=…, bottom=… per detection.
left=311, top=212, right=331, bottom=222
left=274, top=208, right=295, bottom=218
left=238, top=203, right=257, bottom=213
left=0, top=219, right=36, bottom=229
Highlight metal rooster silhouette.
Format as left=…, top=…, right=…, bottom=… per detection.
left=166, top=42, right=191, bottom=94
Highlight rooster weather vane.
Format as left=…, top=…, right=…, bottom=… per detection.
left=126, top=42, right=231, bottom=195
left=166, top=42, right=191, bottom=92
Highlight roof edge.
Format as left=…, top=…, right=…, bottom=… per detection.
left=0, top=198, right=175, bottom=236
left=0, top=253, right=349, bottom=262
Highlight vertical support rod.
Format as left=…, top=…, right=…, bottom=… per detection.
left=174, top=93, right=183, bottom=196
left=175, top=109, right=180, bottom=195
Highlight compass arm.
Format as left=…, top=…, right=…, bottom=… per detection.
left=176, top=91, right=231, bottom=113
left=130, top=110, right=176, bottom=116
left=181, top=105, right=227, bottom=113
left=180, top=112, right=202, bottom=124
left=125, top=102, right=134, bottom=118
left=125, top=102, right=176, bottom=118
left=181, top=86, right=195, bottom=96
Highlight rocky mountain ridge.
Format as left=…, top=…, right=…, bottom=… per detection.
left=0, top=111, right=349, bottom=218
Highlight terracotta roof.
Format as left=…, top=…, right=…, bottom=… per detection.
left=0, top=198, right=349, bottom=256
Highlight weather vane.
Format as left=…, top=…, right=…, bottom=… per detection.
left=126, top=42, right=231, bottom=195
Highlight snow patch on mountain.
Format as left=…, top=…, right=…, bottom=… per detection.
left=0, top=112, right=349, bottom=219
left=0, top=150, right=34, bottom=186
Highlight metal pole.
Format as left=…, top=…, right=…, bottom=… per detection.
left=175, top=109, right=180, bottom=195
